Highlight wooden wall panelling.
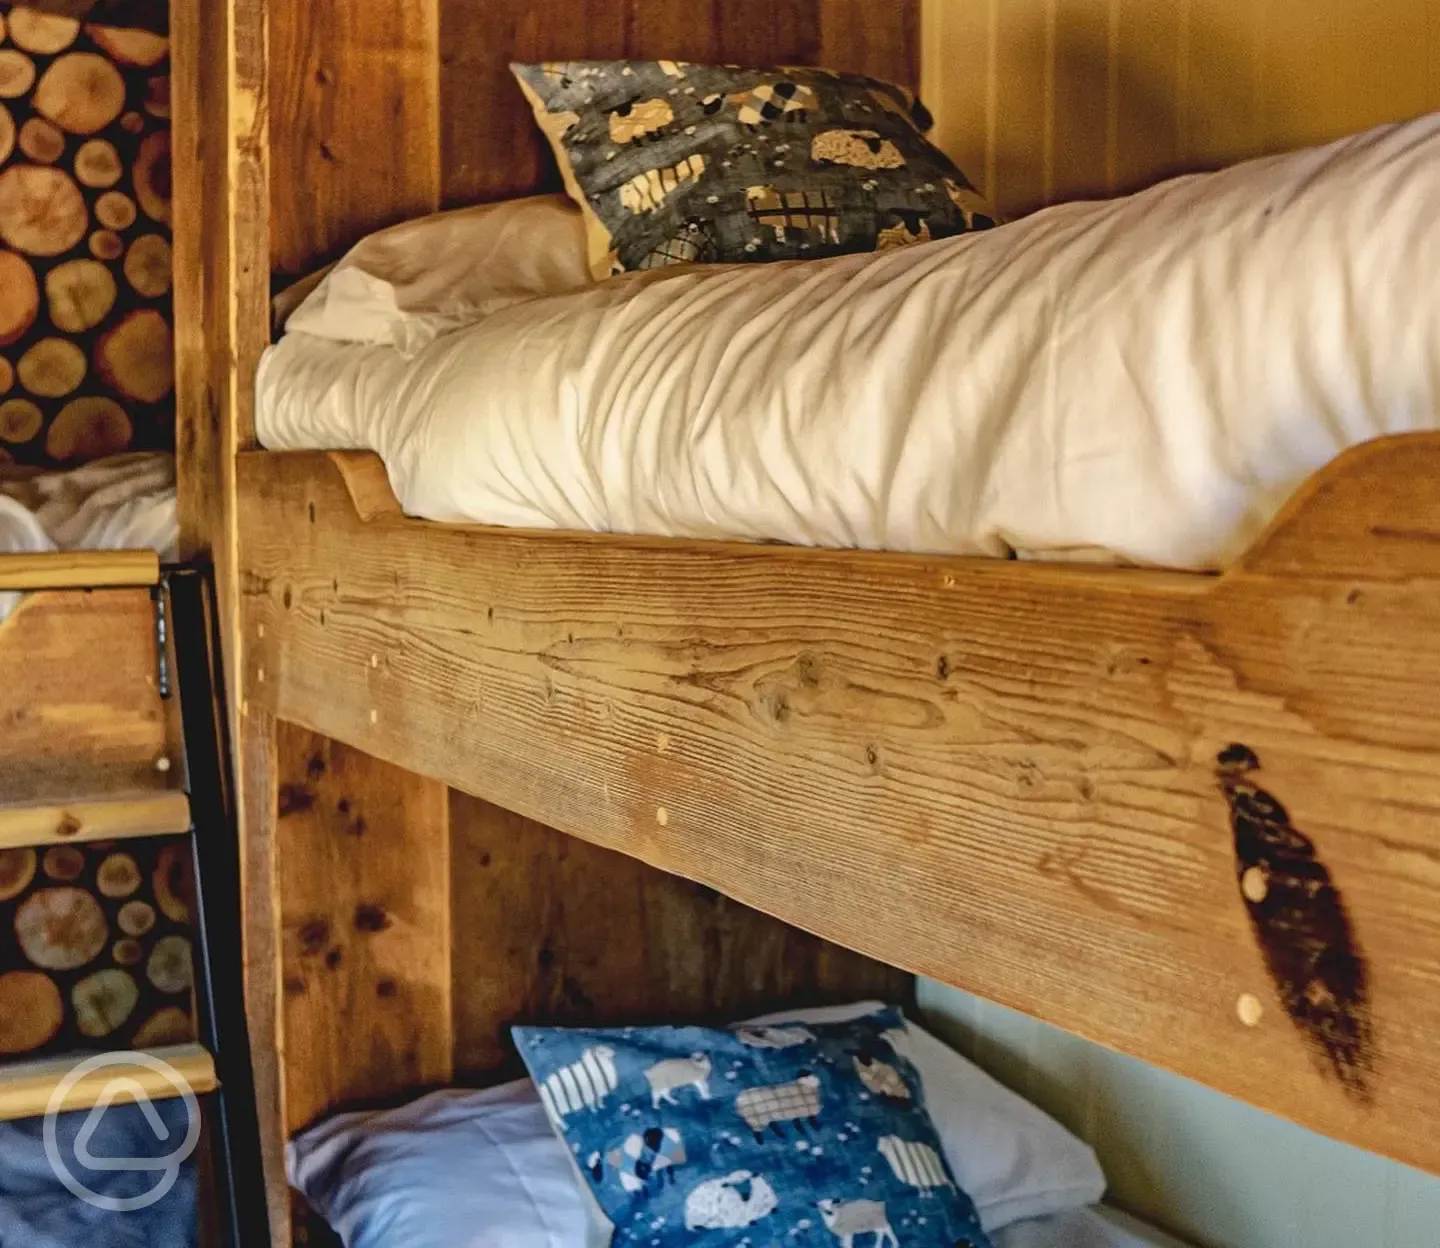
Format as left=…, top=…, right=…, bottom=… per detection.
left=263, top=0, right=918, bottom=267
left=267, top=0, right=440, bottom=275
left=924, top=0, right=1440, bottom=216
left=239, top=439, right=1440, bottom=1176
left=450, top=792, right=913, bottom=1076
left=275, top=721, right=451, bottom=1133
left=439, top=0, right=917, bottom=207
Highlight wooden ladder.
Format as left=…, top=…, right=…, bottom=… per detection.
left=0, top=552, right=268, bottom=1247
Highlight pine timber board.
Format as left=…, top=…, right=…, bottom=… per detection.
left=239, top=438, right=1440, bottom=1175
left=0, top=1044, right=216, bottom=1123
left=273, top=722, right=452, bottom=1135
left=450, top=792, right=913, bottom=1079
left=0, top=792, right=191, bottom=848
left=0, top=587, right=181, bottom=805
left=0, top=550, right=159, bottom=591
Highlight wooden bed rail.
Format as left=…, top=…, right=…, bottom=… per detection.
left=0, top=549, right=160, bottom=591
left=239, top=435, right=1440, bottom=1175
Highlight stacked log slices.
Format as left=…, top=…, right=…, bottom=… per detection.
left=0, top=6, right=171, bottom=467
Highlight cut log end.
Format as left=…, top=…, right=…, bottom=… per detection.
left=119, top=110, right=144, bottom=134
left=95, top=307, right=172, bottom=402
left=84, top=24, right=169, bottom=68
left=47, top=257, right=117, bottom=332
left=94, top=191, right=135, bottom=233
left=18, top=117, right=65, bottom=165
left=0, top=397, right=43, bottom=444
left=46, top=394, right=132, bottom=461
left=6, top=8, right=81, bottom=56
left=0, top=104, right=13, bottom=166
left=0, top=251, right=39, bottom=344
left=0, top=357, right=13, bottom=397
left=0, top=165, right=89, bottom=257
left=18, top=337, right=87, bottom=398
left=74, top=137, right=122, bottom=188
left=89, top=228, right=123, bottom=260
left=123, top=232, right=170, bottom=298
left=0, top=50, right=37, bottom=100
left=34, top=52, right=125, bottom=135
left=133, top=129, right=170, bottom=225
left=143, top=74, right=169, bottom=119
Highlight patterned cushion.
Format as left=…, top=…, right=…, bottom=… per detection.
left=512, top=60, right=996, bottom=280
left=513, top=1008, right=994, bottom=1247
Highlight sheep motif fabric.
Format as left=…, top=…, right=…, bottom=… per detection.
left=511, top=60, right=997, bottom=280
left=513, top=1008, right=992, bottom=1247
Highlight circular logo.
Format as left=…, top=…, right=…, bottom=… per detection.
left=43, top=1051, right=202, bottom=1213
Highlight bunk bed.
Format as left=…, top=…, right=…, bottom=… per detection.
left=166, top=0, right=1440, bottom=1242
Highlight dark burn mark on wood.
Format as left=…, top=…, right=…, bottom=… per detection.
left=324, top=947, right=343, bottom=970
left=306, top=753, right=326, bottom=780
left=283, top=976, right=307, bottom=996
left=278, top=783, right=316, bottom=817
left=1215, top=743, right=1373, bottom=1099
left=376, top=979, right=398, bottom=999
left=354, top=903, right=391, bottom=933
left=297, top=917, right=330, bottom=955
left=936, top=654, right=949, bottom=680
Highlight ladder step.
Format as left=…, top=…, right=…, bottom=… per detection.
left=0, top=1044, right=217, bottom=1123
left=0, top=792, right=191, bottom=849
left=0, top=550, right=160, bottom=593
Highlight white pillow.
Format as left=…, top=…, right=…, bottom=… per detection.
left=277, top=194, right=590, bottom=356
left=286, top=1079, right=604, bottom=1248
left=288, top=1001, right=1105, bottom=1245
left=746, top=1001, right=1107, bottom=1232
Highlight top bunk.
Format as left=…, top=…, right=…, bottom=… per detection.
left=181, top=0, right=1440, bottom=1211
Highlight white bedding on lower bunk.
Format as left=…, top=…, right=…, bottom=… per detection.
left=998, top=1206, right=1191, bottom=1248
left=258, top=114, right=1440, bottom=571
left=0, top=453, right=178, bottom=618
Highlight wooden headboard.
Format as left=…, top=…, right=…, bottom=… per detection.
left=267, top=0, right=920, bottom=274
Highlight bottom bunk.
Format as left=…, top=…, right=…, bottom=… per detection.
left=246, top=723, right=1200, bottom=1248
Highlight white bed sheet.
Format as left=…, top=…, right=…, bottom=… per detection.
left=997, top=1206, right=1193, bottom=1248
left=259, top=114, right=1440, bottom=571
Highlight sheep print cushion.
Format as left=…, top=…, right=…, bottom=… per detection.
left=511, top=60, right=996, bottom=279
left=513, top=1009, right=993, bottom=1248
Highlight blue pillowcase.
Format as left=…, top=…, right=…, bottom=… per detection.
left=514, top=1007, right=994, bottom=1248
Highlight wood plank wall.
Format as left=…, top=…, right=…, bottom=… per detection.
left=925, top=0, right=1440, bottom=217
left=267, top=0, right=920, bottom=275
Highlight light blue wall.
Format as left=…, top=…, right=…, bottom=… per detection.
left=917, top=980, right=1440, bottom=1248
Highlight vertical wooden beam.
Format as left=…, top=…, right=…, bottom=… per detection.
left=236, top=706, right=289, bottom=1244
left=276, top=725, right=452, bottom=1133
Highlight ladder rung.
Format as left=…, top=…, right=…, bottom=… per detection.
left=0, top=792, right=191, bottom=849
left=0, top=550, right=160, bottom=592
left=0, top=1044, right=217, bottom=1123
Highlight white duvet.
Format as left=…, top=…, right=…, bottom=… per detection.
left=258, top=115, right=1440, bottom=570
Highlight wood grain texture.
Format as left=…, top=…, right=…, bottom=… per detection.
left=0, top=549, right=158, bottom=590
left=0, top=587, right=178, bottom=805
left=274, top=722, right=451, bottom=1133
left=0, top=1044, right=215, bottom=1123
left=268, top=0, right=440, bottom=274
left=450, top=792, right=912, bottom=1076
left=239, top=436, right=1440, bottom=1175
left=0, top=792, right=190, bottom=847
left=237, top=706, right=290, bottom=1246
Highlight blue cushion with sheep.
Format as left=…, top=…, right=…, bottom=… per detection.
left=512, top=1007, right=992, bottom=1247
